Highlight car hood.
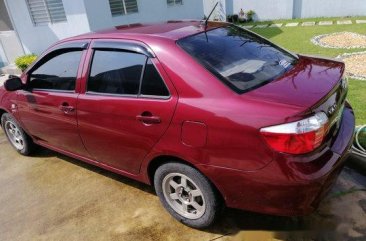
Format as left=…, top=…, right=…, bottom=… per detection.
left=244, top=55, right=345, bottom=109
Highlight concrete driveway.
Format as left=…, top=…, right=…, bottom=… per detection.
left=0, top=130, right=366, bottom=241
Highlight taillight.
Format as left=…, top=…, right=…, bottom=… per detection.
left=260, top=112, right=329, bottom=154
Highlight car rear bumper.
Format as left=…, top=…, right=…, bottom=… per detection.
left=198, top=105, right=355, bottom=216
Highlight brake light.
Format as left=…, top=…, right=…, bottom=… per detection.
left=260, top=112, right=329, bottom=154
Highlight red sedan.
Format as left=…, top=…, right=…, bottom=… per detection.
left=0, top=21, right=354, bottom=228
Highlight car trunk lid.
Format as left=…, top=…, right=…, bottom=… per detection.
left=246, top=55, right=347, bottom=138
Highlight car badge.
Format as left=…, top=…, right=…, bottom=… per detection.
left=327, top=103, right=337, bottom=116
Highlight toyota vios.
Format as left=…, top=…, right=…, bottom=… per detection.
left=0, top=21, right=354, bottom=228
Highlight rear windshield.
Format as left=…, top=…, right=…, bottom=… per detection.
left=177, top=25, right=297, bottom=93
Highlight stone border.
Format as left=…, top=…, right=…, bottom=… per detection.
left=242, top=19, right=366, bottom=29
left=336, top=51, right=366, bottom=80
left=311, top=32, right=366, bottom=49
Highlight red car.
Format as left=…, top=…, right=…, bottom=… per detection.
left=0, top=21, right=354, bottom=228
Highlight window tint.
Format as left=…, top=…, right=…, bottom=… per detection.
left=178, top=25, right=297, bottom=93
left=29, top=51, right=82, bottom=91
left=88, top=50, right=146, bottom=95
left=141, top=60, right=169, bottom=96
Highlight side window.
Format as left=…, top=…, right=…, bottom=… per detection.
left=141, top=59, right=169, bottom=96
left=29, top=51, right=82, bottom=91
left=88, top=50, right=146, bottom=95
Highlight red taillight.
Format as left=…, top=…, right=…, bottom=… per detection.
left=260, top=112, right=329, bottom=154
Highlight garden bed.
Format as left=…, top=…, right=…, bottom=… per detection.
left=337, top=52, right=366, bottom=80
left=311, top=32, right=366, bottom=49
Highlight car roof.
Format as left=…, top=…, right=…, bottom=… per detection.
left=66, top=20, right=229, bottom=42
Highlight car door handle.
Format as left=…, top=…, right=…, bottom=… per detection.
left=136, top=113, right=161, bottom=124
left=59, top=103, right=75, bottom=114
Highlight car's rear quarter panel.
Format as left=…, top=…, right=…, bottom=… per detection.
left=141, top=39, right=307, bottom=186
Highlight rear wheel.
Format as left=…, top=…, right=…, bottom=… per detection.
left=1, top=113, right=33, bottom=155
left=154, top=162, right=221, bottom=229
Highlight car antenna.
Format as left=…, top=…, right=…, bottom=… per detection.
left=204, top=2, right=218, bottom=30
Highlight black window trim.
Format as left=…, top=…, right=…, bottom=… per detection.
left=91, top=41, right=155, bottom=58
left=29, top=88, right=75, bottom=94
left=26, top=45, right=87, bottom=93
left=85, top=43, right=170, bottom=100
left=28, top=41, right=89, bottom=75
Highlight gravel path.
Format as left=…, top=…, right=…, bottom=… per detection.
left=311, top=32, right=366, bottom=49
left=337, top=52, right=366, bottom=80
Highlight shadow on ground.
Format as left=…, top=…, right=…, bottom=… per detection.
left=1, top=130, right=365, bottom=241
left=31, top=146, right=366, bottom=241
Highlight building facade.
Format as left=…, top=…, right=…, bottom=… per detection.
left=0, top=0, right=24, bottom=69
left=4, top=0, right=205, bottom=55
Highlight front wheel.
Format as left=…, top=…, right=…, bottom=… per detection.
left=154, top=162, right=222, bottom=229
left=1, top=113, right=34, bottom=155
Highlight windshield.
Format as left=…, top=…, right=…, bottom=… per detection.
left=177, top=25, right=297, bottom=93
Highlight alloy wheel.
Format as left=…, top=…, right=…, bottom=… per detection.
left=162, top=173, right=206, bottom=219
left=4, top=121, right=24, bottom=150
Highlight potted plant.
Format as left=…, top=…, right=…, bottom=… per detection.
left=227, top=15, right=233, bottom=22
left=246, top=10, right=255, bottom=22
left=238, top=8, right=247, bottom=23
left=232, top=14, right=238, bottom=23
left=14, top=54, right=37, bottom=72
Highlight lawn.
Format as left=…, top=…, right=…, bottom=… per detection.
left=243, top=17, right=366, bottom=125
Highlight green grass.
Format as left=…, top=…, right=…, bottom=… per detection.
left=251, top=24, right=366, bottom=57
left=348, top=80, right=366, bottom=125
left=244, top=18, right=366, bottom=125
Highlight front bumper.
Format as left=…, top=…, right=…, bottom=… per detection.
left=199, top=106, right=355, bottom=216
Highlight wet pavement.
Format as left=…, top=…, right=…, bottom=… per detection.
left=0, top=129, right=366, bottom=241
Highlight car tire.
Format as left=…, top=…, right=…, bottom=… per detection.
left=154, top=162, right=222, bottom=229
left=1, top=113, right=34, bottom=155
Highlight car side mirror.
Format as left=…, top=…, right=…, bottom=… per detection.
left=4, top=77, right=23, bottom=91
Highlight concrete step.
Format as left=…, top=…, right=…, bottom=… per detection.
left=0, top=74, right=9, bottom=86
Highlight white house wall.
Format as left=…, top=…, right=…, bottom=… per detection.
left=294, top=0, right=366, bottom=19
left=84, top=0, right=205, bottom=32
left=5, top=0, right=91, bottom=54
left=0, top=31, right=24, bottom=66
left=203, top=0, right=226, bottom=21
left=230, top=0, right=294, bottom=21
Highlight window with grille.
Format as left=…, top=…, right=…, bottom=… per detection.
left=109, top=0, right=138, bottom=16
left=167, top=0, right=183, bottom=6
left=26, top=0, right=67, bottom=25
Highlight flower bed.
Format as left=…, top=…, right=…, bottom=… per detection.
left=311, top=32, right=366, bottom=49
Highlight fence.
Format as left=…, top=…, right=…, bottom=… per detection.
left=228, top=0, right=366, bottom=21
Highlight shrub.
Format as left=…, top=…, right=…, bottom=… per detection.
left=246, top=10, right=256, bottom=22
left=227, top=15, right=233, bottom=22
left=232, top=14, right=239, bottom=22
left=15, top=54, right=37, bottom=72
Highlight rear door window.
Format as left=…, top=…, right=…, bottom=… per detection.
left=177, top=25, right=297, bottom=93
left=141, top=59, right=169, bottom=97
left=88, top=50, right=146, bottom=95
left=88, top=49, right=169, bottom=98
